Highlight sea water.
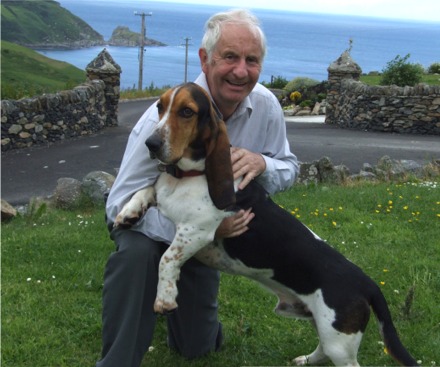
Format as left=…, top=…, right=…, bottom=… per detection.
left=37, top=0, right=440, bottom=89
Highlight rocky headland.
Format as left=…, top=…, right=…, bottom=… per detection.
left=108, top=26, right=166, bottom=47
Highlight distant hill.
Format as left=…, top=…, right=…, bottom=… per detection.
left=1, top=41, right=86, bottom=99
left=1, top=0, right=104, bottom=49
left=108, top=26, right=166, bottom=47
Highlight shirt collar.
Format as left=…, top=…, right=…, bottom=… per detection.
left=194, top=72, right=253, bottom=120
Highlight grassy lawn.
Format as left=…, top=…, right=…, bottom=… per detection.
left=2, top=181, right=439, bottom=366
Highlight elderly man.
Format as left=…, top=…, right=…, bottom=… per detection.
left=97, top=9, right=298, bottom=367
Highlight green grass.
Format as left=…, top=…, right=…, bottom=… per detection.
left=2, top=181, right=439, bottom=366
left=0, top=41, right=86, bottom=99
left=360, top=73, right=440, bottom=86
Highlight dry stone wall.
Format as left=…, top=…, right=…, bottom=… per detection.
left=1, top=49, right=121, bottom=151
left=326, top=51, right=440, bottom=135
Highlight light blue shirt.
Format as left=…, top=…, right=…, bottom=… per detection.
left=106, top=73, right=299, bottom=243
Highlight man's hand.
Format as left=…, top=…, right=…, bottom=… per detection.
left=215, top=208, right=254, bottom=238
left=231, top=147, right=266, bottom=190
left=216, top=147, right=264, bottom=238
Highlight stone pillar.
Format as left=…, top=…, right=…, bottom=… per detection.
left=86, top=48, right=121, bottom=127
left=325, top=51, right=362, bottom=125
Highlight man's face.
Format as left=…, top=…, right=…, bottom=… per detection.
left=200, top=24, right=263, bottom=119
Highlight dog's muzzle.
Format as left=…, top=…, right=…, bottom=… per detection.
left=145, top=132, right=163, bottom=159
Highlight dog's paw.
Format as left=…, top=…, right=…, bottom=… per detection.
left=153, top=297, right=178, bottom=314
left=114, top=197, right=152, bottom=228
left=114, top=188, right=156, bottom=228
left=294, top=355, right=309, bottom=366
left=114, top=206, right=144, bottom=228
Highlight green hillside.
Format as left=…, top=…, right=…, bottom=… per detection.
left=1, top=0, right=104, bottom=48
left=1, top=40, right=86, bottom=99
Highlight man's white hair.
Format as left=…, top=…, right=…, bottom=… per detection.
left=201, top=9, right=267, bottom=63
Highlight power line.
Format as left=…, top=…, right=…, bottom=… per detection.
left=134, top=11, right=152, bottom=91
left=181, top=37, right=192, bottom=83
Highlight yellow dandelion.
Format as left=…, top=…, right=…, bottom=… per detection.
left=383, top=269, right=389, bottom=272
left=329, top=208, right=334, bottom=211
left=437, top=214, right=440, bottom=218
left=380, top=281, right=385, bottom=286
left=384, top=347, right=389, bottom=355
left=403, top=206, right=409, bottom=210
left=388, top=200, right=393, bottom=205
left=377, top=204, right=382, bottom=208
left=338, top=206, right=343, bottom=210
left=332, top=221, right=337, bottom=227
left=324, top=213, right=328, bottom=217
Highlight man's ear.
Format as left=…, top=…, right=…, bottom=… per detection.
left=204, top=109, right=236, bottom=210
left=199, top=48, right=209, bottom=74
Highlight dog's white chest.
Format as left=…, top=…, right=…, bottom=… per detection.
left=154, top=173, right=225, bottom=226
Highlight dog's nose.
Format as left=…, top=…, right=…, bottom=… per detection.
left=145, top=132, right=162, bottom=158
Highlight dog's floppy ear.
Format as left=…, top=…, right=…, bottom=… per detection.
left=204, top=106, right=236, bottom=210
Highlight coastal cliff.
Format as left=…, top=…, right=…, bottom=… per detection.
left=1, top=0, right=104, bottom=49
left=1, top=0, right=165, bottom=50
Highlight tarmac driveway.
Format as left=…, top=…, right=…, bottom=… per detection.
left=2, top=99, right=439, bottom=205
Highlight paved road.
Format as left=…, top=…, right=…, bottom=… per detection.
left=2, top=99, right=439, bottom=205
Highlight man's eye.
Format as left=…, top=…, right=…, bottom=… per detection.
left=247, top=56, right=259, bottom=65
left=179, top=108, right=195, bottom=118
left=224, top=54, right=237, bottom=63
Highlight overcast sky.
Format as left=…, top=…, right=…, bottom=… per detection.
left=143, top=0, right=440, bottom=22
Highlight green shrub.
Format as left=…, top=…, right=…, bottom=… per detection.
left=427, top=62, right=440, bottom=74
left=262, top=75, right=289, bottom=89
left=380, top=54, right=424, bottom=87
left=299, top=100, right=313, bottom=108
left=284, top=77, right=320, bottom=95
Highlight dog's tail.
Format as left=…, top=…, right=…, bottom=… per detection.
left=370, top=285, right=419, bottom=366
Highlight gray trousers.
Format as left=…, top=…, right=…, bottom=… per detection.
left=96, top=227, right=222, bottom=367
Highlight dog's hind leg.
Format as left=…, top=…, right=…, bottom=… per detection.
left=294, top=319, right=328, bottom=366
left=294, top=342, right=328, bottom=366
left=320, top=330, right=362, bottom=367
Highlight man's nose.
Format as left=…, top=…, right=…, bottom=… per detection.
left=233, top=58, right=248, bottom=78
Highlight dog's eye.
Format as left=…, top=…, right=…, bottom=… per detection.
left=157, top=102, right=164, bottom=114
left=179, top=107, right=195, bottom=118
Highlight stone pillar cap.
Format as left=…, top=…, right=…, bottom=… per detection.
left=86, top=48, right=121, bottom=74
left=328, top=51, right=362, bottom=74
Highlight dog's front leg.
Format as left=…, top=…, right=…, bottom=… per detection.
left=154, top=224, right=216, bottom=314
left=114, top=187, right=156, bottom=227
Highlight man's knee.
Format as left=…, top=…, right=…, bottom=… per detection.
left=108, top=228, right=166, bottom=271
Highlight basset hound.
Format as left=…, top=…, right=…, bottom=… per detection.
left=114, top=83, right=418, bottom=366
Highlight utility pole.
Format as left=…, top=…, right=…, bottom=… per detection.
left=134, top=11, right=152, bottom=91
left=181, top=37, right=192, bottom=83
